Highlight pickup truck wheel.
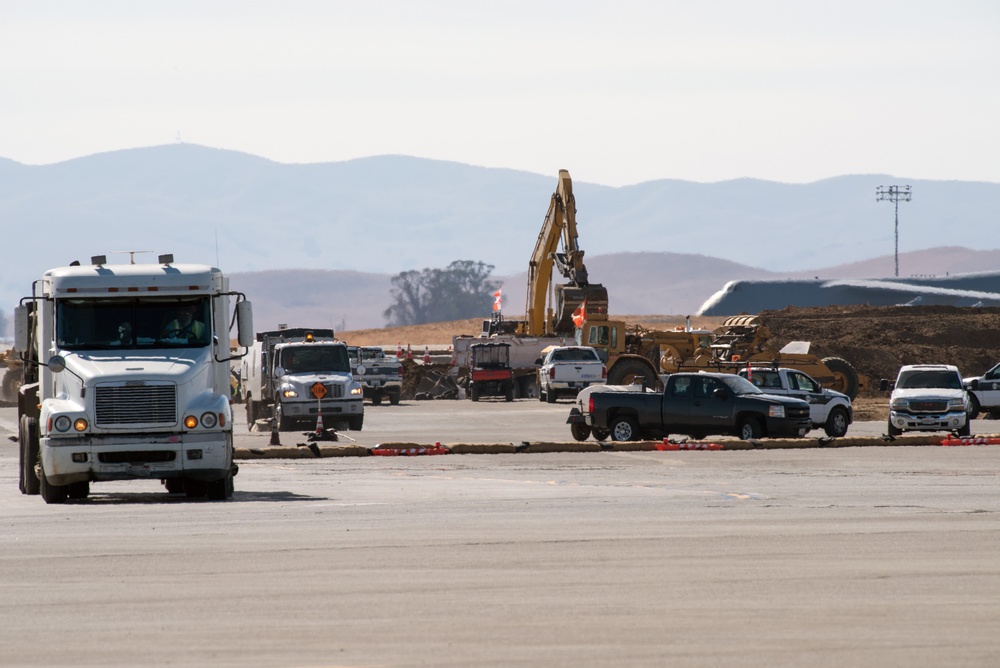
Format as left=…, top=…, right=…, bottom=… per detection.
left=371, top=393, right=383, bottom=406
left=822, top=357, right=859, bottom=400
left=824, top=406, right=850, bottom=438
left=968, top=394, right=981, bottom=420
left=957, top=420, right=971, bottom=437
left=545, top=385, right=557, bottom=403
left=389, top=393, right=400, bottom=406
left=570, top=423, right=591, bottom=442
left=610, top=416, right=641, bottom=442
left=592, top=427, right=610, bottom=442
left=737, top=417, right=762, bottom=440
left=887, top=420, right=902, bottom=437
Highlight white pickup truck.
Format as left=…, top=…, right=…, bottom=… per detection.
left=737, top=366, right=853, bottom=437
left=535, top=345, right=606, bottom=403
left=882, top=364, right=971, bottom=437
left=963, top=362, right=1000, bottom=419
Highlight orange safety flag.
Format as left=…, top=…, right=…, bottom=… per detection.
left=492, top=288, right=503, bottom=312
left=572, top=298, right=587, bottom=328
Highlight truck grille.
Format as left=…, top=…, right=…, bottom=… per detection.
left=786, top=405, right=810, bottom=420
left=324, top=383, right=344, bottom=398
left=95, top=384, right=177, bottom=426
left=910, top=400, right=949, bottom=413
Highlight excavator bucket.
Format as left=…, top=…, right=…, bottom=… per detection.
left=553, top=284, right=609, bottom=333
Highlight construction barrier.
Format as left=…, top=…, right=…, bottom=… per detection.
left=233, top=432, right=1000, bottom=459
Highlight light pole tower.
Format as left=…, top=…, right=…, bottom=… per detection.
left=876, top=185, right=912, bottom=278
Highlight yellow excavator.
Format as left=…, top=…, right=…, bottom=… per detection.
left=502, top=169, right=863, bottom=398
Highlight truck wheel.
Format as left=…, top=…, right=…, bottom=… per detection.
left=545, top=384, right=557, bottom=403
left=372, top=393, right=383, bottom=406
left=968, top=394, right=981, bottom=420
left=349, top=415, right=364, bottom=431
left=19, top=416, right=40, bottom=496
left=505, top=382, right=514, bottom=402
left=887, top=420, right=902, bottom=437
left=592, top=427, right=610, bottom=442
left=610, top=415, right=640, bottom=442
left=389, top=393, right=400, bottom=406
left=957, top=420, right=971, bottom=437
left=184, top=479, right=207, bottom=498
left=206, top=473, right=233, bottom=501
left=822, top=357, right=859, bottom=400
left=824, top=406, right=850, bottom=438
left=275, top=403, right=293, bottom=431
left=737, top=417, right=762, bottom=440
left=470, top=384, right=480, bottom=402
left=538, top=388, right=546, bottom=402
left=570, top=423, right=591, bottom=442
left=39, top=463, right=68, bottom=504
left=245, top=399, right=257, bottom=431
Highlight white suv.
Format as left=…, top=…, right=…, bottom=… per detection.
left=884, top=364, right=971, bottom=437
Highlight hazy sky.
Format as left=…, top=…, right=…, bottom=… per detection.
left=2, top=1, right=998, bottom=186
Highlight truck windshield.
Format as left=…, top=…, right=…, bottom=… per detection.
left=280, top=345, right=350, bottom=373
left=897, top=369, right=961, bottom=389
left=56, top=297, right=211, bottom=350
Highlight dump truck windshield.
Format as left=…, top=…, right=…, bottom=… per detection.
left=56, top=297, right=211, bottom=350
left=279, top=345, right=350, bottom=373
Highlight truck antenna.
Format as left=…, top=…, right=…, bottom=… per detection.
left=110, top=250, right=154, bottom=265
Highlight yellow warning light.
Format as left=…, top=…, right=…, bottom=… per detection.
left=305, top=332, right=314, bottom=342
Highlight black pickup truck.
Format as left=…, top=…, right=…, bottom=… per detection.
left=568, top=372, right=813, bottom=442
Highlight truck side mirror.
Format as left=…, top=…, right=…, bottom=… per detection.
left=534, top=358, right=543, bottom=366
left=13, top=305, right=29, bottom=353
left=879, top=379, right=891, bottom=392
left=236, top=300, right=254, bottom=348
left=713, top=388, right=729, bottom=399
left=970, top=379, right=980, bottom=391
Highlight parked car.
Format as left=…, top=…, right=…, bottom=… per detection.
left=737, top=366, right=852, bottom=437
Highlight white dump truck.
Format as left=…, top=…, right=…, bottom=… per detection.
left=241, top=328, right=363, bottom=431
left=14, top=253, right=254, bottom=504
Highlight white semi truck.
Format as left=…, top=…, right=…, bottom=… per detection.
left=241, top=328, right=363, bottom=431
left=14, top=254, right=254, bottom=504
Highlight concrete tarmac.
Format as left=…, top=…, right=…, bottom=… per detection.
left=1, top=401, right=999, bottom=667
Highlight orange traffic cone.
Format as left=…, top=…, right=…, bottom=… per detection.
left=396, top=342, right=403, bottom=358
left=315, top=409, right=324, bottom=435
left=406, top=344, right=413, bottom=360
left=423, top=345, right=430, bottom=364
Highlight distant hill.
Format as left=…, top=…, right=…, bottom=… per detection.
left=3, top=144, right=999, bottom=332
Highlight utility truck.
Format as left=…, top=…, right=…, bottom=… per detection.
left=15, top=254, right=253, bottom=503
left=241, top=328, right=363, bottom=431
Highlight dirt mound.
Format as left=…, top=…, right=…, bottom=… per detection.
left=756, top=305, right=1000, bottom=394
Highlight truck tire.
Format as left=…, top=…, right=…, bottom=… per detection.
left=968, top=394, right=981, bottom=420
left=349, top=415, right=364, bottom=431
left=505, top=382, right=514, bottom=402
left=275, top=402, right=293, bottom=431
left=887, top=420, right=902, bottom=437
left=957, top=420, right=971, bottom=437
left=592, top=427, right=610, bottom=442
left=19, top=416, right=40, bottom=495
left=822, top=357, right=859, bottom=400
left=184, top=479, right=207, bottom=498
left=206, top=473, right=234, bottom=501
left=607, top=358, right=658, bottom=389
left=245, top=399, right=257, bottom=431
left=164, top=478, right=185, bottom=494
left=470, top=383, right=480, bottom=402
left=371, top=392, right=383, bottom=406
left=389, top=392, right=400, bottom=406
left=824, top=406, right=850, bottom=438
left=545, top=383, right=557, bottom=403
left=737, top=416, right=762, bottom=440
left=39, top=463, right=68, bottom=504
left=570, top=422, right=591, bottom=442
left=67, top=481, right=90, bottom=500
left=609, top=415, right=641, bottom=442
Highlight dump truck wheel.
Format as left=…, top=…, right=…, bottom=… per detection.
left=39, top=462, right=68, bottom=505
left=607, top=358, right=657, bottom=388
left=67, top=481, right=90, bottom=500
left=822, top=357, right=859, bottom=400
left=570, top=422, right=591, bottom=442
left=824, top=406, right=850, bottom=438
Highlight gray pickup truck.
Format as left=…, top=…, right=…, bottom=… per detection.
left=347, top=346, right=403, bottom=406
left=567, top=371, right=812, bottom=442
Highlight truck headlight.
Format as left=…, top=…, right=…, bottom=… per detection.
left=281, top=389, right=299, bottom=398
left=948, top=398, right=965, bottom=410
left=768, top=405, right=785, bottom=418
left=351, top=386, right=363, bottom=396
left=74, top=418, right=88, bottom=432
left=200, top=412, right=218, bottom=428
left=53, top=415, right=72, bottom=432
left=890, top=398, right=908, bottom=411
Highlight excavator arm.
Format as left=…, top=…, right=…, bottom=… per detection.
left=523, top=170, right=607, bottom=336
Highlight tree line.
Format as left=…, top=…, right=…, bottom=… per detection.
left=383, top=260, right=500, bottom=326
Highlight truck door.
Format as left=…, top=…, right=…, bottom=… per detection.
left=687, top=376, right=734, bottom=430
left=976, top=363, right=1000, bottom=409
left=786, top=370, right=827, bottom=421
left=660, top=376, right=693, bottom=428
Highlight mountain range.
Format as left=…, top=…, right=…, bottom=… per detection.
left=2, top=144, right=998, bottom=332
